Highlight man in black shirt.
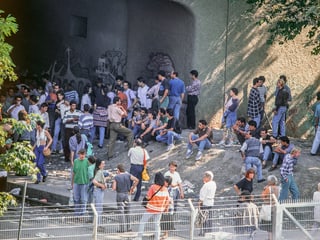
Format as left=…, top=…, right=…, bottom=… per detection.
left=155, top=108, right=181, bottom=151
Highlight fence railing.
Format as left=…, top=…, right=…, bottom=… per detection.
left=1, top=196, right=320, bottom=239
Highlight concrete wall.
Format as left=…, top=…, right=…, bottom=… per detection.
left=175, top=0, right=320, bottom=138
left=1, top=0, right=319, bottom=137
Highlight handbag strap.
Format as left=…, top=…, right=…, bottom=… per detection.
left=269, top=186, right=272, bottom=204
left=143, top=149, right=147, bottom=167
left=148, top=186, right=162, bottom=201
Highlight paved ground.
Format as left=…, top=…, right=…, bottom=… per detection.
left=6, top=128, right=320, bottom=205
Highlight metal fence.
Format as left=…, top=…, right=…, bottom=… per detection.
left=1, top=196, right=320, bottom=239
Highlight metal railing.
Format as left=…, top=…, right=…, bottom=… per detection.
left=1, top=196, right=320, bottom=239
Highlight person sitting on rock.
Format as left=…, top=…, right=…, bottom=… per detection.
left=260, top=128, right=276, bottom=169
left=268, top=136, right=294, bottom=172
left=232, top=117, right=247, bottom=145
left=155, top=108, right=182, bottom=152
left=185, top=119, right=213, bottom=161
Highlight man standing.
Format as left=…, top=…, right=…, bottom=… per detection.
left=186, top=70, right=201, bottom=129
left=311, top=92, right=320, bottom=155
left=63, top=100, right=82, bottom=162
left=157, top=70, right=170, bottom=109
left=240, top=131, right=265, bottom=183
left=279, top=148, right=300, bottom=202
left=112, top=163, right=139, bottom=233
left=257, top=76, right=267, bottom=122
left=186, top=119, right=213, bottom=161
left=168, top=71, right=185, bottom=120
left=128, top=138, right=150, bottom=201
left=199, top=171, right=216, bottom=236
left=107, top=97, right=134, bottom=159
left=272, top=78, right=289, bottom=138
left=137, top=77, right=151, bottom=109
left=247, top=78, right=262, bottom=128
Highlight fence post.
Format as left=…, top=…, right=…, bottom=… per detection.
left=17, top=181, right=27, bottom=240
left=91, top=203, right=97, bottom=240
left=272, top=194, right=282, bottom=240
left=188, top=198, right=195, bottom=240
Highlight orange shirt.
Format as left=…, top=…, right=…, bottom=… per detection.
left=146, top=184, right=169, bottom=213
left=118, top=92, right=128, bottom=110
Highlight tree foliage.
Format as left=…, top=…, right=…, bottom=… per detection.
left=0, top=10, right=20, bottom=215
left=246, top=0, right=320, bottom=55
left=0, top=10, right=18, bottom=85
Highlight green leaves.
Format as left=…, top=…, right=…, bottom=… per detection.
left=0, top=10, right=19, bottom=85
left=246, top=0, right=320, bottom=55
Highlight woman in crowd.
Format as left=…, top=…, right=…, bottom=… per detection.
left=92, top=158, right=107, bottom=231
left=234, top=168, right=255, bottom=196
left=52, top=90, right=69, bottom=154
left=137, top=172, right=169, bottom=240
left=260, top=175, right=279, bottom=240
left=219, top=87, right=239, bottom=146
left=33, top=120, right=52, bottom=184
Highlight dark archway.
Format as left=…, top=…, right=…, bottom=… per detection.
left=126, top=0, right=195, bottom=86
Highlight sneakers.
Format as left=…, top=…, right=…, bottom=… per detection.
left=218, top=140, right=225, bottom=145
left=258, top=179, right=266, bottom=183
left=195, top=151, right=202, bottom=161
left=186, top=150, right=193, bottom=159
left=166, top=144, right=174, bottom=152
left=268, top=166, right=277, bottom=172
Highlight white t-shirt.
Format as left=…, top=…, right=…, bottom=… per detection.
left=164, top=171, right=182, bottom=189
left=128, top=146, right=150, bottom=165
left=199, top=180, right=216, bottom=206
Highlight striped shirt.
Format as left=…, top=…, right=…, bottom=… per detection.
left=78, top=113, right=94, bottom=130
left=63, top=109, right=82, bottom=129
left=280, top=154, right=294, bottom=180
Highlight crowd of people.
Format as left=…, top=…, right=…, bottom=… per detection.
left=2, top=70, right=320, bottom=239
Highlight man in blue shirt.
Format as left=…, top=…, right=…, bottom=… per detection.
left=168, top=71, right=185, bottom=120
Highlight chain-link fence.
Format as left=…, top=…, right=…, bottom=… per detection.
left=1, top=196, right=320, bottom=239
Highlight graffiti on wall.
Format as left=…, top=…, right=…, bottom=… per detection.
left=46, top=48, right=127, bottom=95
left=144, top=52, right=175, bottom=84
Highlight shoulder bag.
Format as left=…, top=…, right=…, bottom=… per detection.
left=259, top=186, right=272, bottom=222
left=142, top=185, right=162, bottom=208
left=141, top=149, right=150, bottom=181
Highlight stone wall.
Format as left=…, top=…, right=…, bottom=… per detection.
left=175, top=0, right=320, bottom=138
left=1, top=0, right=319, bottom=137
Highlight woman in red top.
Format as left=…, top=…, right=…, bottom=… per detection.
left=137, top=172, right=169, bottom=240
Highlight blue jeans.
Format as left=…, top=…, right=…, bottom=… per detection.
left=311, top=127, right=320, bottom=154
left=187, top=134, right=212, bottom=152
left=73, top=183, right=88, bottom=216
left=138, top=212, right=162, bottom=240
left=93, top=187, right=104, bottom=224
left=262, top=145, right=272, bottom=161
left=279, top=174, right=299, bottom=201
left=95, top=126, right=105, bottom=146
left=251, top=114, right=261, bottom=129
left=52, top=117, right=62, bottom=151
left=133, top=125, right=141, bottom=138
left=34, top=145, right=47, bottom=181
left=225, top=111, right=237, bottom=128
left=156, top=130, right=181, bottom=145
left=272, top=106, right=287, bottom=137
left=130, top=164, right=143, bottom=201
left=245, top=156, right=263, bottom=180
left=168, top=96, right=181, bottom=120
left=272, top=152, right=284, bottom=166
